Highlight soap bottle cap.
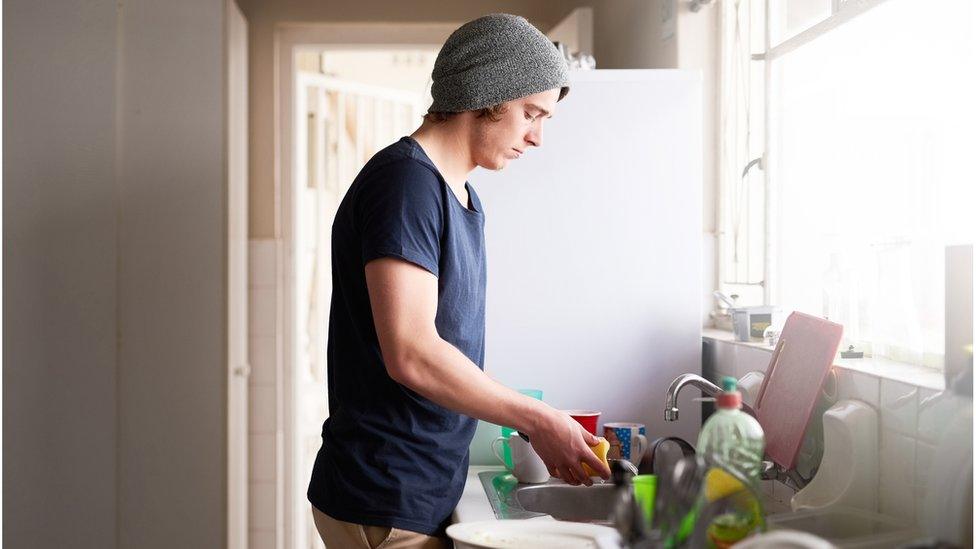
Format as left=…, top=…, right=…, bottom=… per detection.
left=717, top=376, right=742, bottom=409
left=722, top=376, right=737, bottom=392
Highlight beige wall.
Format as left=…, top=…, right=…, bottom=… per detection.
left=590, top=0, right=679, bottom=68
left=4, top=1, right=118, bottom=546
left=4, top=1, right=229, bottom=547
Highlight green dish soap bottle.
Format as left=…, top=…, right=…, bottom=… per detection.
left=696, top=376, right=766, bottom=548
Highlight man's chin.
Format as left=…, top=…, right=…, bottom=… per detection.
left=479, top=159, right=508, bottom=171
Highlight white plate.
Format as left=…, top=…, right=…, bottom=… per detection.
left=446, top=520, right=621, bottom=549
left=734, top=529, right=836, bottom=549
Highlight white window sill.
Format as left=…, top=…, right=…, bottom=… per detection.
left=702, top=328, right=945, bottom=391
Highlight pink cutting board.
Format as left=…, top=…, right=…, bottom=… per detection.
left=755, top=311, right=843, bottom=470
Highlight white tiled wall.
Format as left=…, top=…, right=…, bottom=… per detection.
left=249, top=239, right=282, bottom=549
left=834, top=367, right=880, bottom=408
left=703, top=334, right=966, bottom=529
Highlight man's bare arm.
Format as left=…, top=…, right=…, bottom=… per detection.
left=364, top=257, right=610, bottom=485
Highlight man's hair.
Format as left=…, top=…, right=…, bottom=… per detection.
left=423, top=103, right=508, bottom=124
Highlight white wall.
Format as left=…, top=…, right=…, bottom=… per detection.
left=4, top=1, right=230, bottom=547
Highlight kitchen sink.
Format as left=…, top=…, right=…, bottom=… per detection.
left=479, top=471, right=922, bottom=547
left=767, top=507, right=921, bottom=548
left=478, top=470, right=616, bottom=525
left=518, top=482, right=618, bottom=524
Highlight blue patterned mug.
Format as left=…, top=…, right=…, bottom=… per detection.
left=604, top=422, right=648, bottom=463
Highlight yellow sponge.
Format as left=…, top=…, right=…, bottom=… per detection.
left=582, top=437, right=611, bottom=477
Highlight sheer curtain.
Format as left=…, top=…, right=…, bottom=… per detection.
left=719, top=0, right=767, bottom=305
left=770, top=0, right=976, bottom=367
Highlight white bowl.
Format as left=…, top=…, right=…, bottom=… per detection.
left=446, top=519, right=621, bottom=549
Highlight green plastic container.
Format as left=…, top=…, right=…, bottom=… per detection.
left=633, top=474, right=657, bottom=525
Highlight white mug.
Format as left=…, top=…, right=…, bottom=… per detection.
left=491, top=434, right=550, bottom=484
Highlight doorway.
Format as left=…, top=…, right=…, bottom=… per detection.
left=293, top=47, right=435, bottom=548
left=275, top=23, right=455, bottom=549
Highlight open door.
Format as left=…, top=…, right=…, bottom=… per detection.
left=226, top=1, right=249, bottom=548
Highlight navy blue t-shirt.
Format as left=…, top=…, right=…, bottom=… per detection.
left=307, top=136, right=487, bottom=535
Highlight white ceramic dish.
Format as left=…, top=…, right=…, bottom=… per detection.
left=446, top=519, right=621, bottom=549
left=735, top=529, right=836, bottom=549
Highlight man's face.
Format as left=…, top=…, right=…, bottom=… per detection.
left=469, top=88, right=560, bottom=171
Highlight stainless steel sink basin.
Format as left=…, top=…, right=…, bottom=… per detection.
left=518, top=482, right=618, bottom=524
left=479, top=470, right=617, bottom=525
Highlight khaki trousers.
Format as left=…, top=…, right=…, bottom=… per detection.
left=311, top=505, right=451, bottom=549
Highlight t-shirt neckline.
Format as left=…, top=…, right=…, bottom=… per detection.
left=402, top=136, right=482, bottom=216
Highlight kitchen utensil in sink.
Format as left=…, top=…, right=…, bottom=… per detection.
left=643, top=436, right=696, bottom=475
left=754, top=311, right=843, bottom=470
left=654, top=454, right=708, bottom=542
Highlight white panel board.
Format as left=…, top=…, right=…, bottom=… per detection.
left=468, top=70, right=704, bottom=464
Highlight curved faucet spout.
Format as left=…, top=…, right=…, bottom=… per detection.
left=664, top=373, right=757, bottom=421
left=665, top=374, right=720, bottom=422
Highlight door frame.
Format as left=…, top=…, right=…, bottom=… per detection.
left=275, top=22, right=456, bottom=549
left=226, top=1, right=250, bottom=548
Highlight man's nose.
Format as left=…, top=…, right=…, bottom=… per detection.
left=525, top=126, right=543, bottom=148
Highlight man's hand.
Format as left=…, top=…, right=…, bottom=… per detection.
left=524, top=408, right=611, bottom=486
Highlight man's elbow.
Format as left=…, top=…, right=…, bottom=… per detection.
left=382, top=347, right=426, bottom=389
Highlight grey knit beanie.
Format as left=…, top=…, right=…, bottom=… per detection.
left=428, top=14, right=570, bottom=113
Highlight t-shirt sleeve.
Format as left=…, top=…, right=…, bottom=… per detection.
left=355, top=159, right=443, bottom=277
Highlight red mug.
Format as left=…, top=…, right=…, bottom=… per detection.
left=564, top=410, right=601, bottom=435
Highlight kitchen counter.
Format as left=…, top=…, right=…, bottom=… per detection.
left=453, top=465, right=506, bottom=524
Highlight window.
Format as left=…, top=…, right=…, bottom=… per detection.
left=720, top=0, right=976, bottom=369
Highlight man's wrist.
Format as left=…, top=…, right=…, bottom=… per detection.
left=516, top=398, right=554, bottom=439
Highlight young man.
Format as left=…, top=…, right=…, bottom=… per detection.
left=308, top=14, right=611, bottom=548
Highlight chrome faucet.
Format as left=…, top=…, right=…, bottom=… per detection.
left=664, top=373, right=757, bottom=421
